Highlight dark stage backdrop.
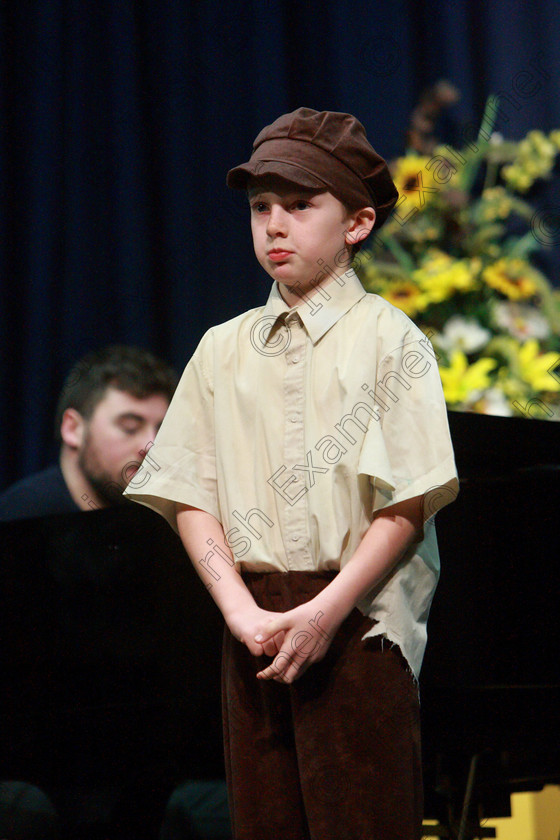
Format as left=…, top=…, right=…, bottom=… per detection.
left=1, top=0, right=559, bottom=488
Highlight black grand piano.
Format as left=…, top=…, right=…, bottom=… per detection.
left=0, top=503, right=225, bottom=839
left=421, top=411, right=560, bottom=838
left=1, top=411, right=559, bottom=839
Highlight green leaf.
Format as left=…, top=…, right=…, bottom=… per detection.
left=459, top=95, right=499, bottom=192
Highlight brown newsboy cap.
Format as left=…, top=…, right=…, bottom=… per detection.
left=227, top=107, right=398, bottom=229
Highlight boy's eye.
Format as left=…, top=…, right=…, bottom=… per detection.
left=252, top=202, right=268, bottom=213
left=294, top=200, right=311, bottom=210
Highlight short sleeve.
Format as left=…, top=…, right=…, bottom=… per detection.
left=357, top=334, right=458, bottom=519
left=123, top=330, right=220, bottom=532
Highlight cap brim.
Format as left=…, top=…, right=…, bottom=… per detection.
left=227, top=160, right=327, bottom=191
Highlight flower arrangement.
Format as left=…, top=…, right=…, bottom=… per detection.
left=355, top=85, right=560, bottom=419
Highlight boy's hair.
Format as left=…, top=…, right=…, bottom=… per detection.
left=55, top=345, right=178, bottom=440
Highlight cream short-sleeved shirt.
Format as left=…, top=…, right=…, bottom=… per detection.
left=125, top=268, right=458, bottom=677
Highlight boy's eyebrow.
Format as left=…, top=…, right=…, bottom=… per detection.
left=247, top=187, right=324, bottom=200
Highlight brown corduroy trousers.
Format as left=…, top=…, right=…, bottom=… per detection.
left=222, top=571, right=423, bottom=840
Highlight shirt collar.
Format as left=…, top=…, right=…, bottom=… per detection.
left=261, top=268, right=366, bottom=344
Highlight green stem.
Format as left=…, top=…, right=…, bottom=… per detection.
left=460, top=95, right=499, bottom=192
left=381, top=235, right=416, bottom=275
left=508, top=230, right=539, bottom=258
left=482, top=160, right=498, bottom=192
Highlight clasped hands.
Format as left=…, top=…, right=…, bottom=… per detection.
left=228, top=597, right=344, bottom=684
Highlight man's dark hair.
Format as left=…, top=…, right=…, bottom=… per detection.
left=55, top=345, right=178, bottom=440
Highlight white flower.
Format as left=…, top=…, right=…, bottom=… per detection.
left=475, top=388, right=514, bottom=417
left=435, top=316, right=491, bottom=354
left=489, top=132, right=504, bottom=145
left=493, top=302, right=551, bottom=341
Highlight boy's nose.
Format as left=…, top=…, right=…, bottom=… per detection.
left=266, top=206, right=288, bottom=237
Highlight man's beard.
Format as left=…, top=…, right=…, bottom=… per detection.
left=86, top=471, right=131, bottom=507
left=78, top=439, right=134, bottom=508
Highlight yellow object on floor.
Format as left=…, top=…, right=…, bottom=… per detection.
left=483, top=786, right=560, bottom=840
left=423, top=786, right=560, bottom=839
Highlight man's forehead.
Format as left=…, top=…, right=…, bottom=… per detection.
left=93, top=386, right=169, bottom=416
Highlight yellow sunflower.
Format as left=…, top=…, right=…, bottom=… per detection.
left=413, top=251, right=478, bottom=303
left=482, top=258, right=538, bottom=300
left=382, top=280, right=428, bottom=317
left=391, top=156, right=439, bottom=210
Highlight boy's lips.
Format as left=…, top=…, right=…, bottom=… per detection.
left=267, top=249, right=293, bottom=262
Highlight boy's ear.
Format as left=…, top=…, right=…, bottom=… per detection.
left=60, top=408, right=86, bottom=450
left=344, top=206, right=376, bottom=245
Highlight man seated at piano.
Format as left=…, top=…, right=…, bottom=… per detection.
left=0, top=345, right=231, bottom=839
left=0, top=345, right=177, bottom=520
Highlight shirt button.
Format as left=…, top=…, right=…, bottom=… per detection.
left=291, top=357, right=299, bottom=364
left=292, top=535, right=299, bottom=542
left=290, top=415, right=297, bottom=423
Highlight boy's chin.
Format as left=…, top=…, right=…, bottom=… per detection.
left=264, top=266, right=300, bottom=285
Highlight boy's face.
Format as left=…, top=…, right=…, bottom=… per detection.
left=248, top=176, right=356, bottom=306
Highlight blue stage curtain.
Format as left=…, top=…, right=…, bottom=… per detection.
left=1, top=0, right=559, bottom=487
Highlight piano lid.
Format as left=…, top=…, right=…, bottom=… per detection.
left=447, top=409, right=560, bottom=481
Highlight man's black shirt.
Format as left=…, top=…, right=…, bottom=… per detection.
left=0, top=465, right=78, bottom=521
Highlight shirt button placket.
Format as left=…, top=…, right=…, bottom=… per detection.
left=282, top=314, right=313, bottom=571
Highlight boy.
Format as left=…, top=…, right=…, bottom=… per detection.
left=125, top=108, right=458, bottom=840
